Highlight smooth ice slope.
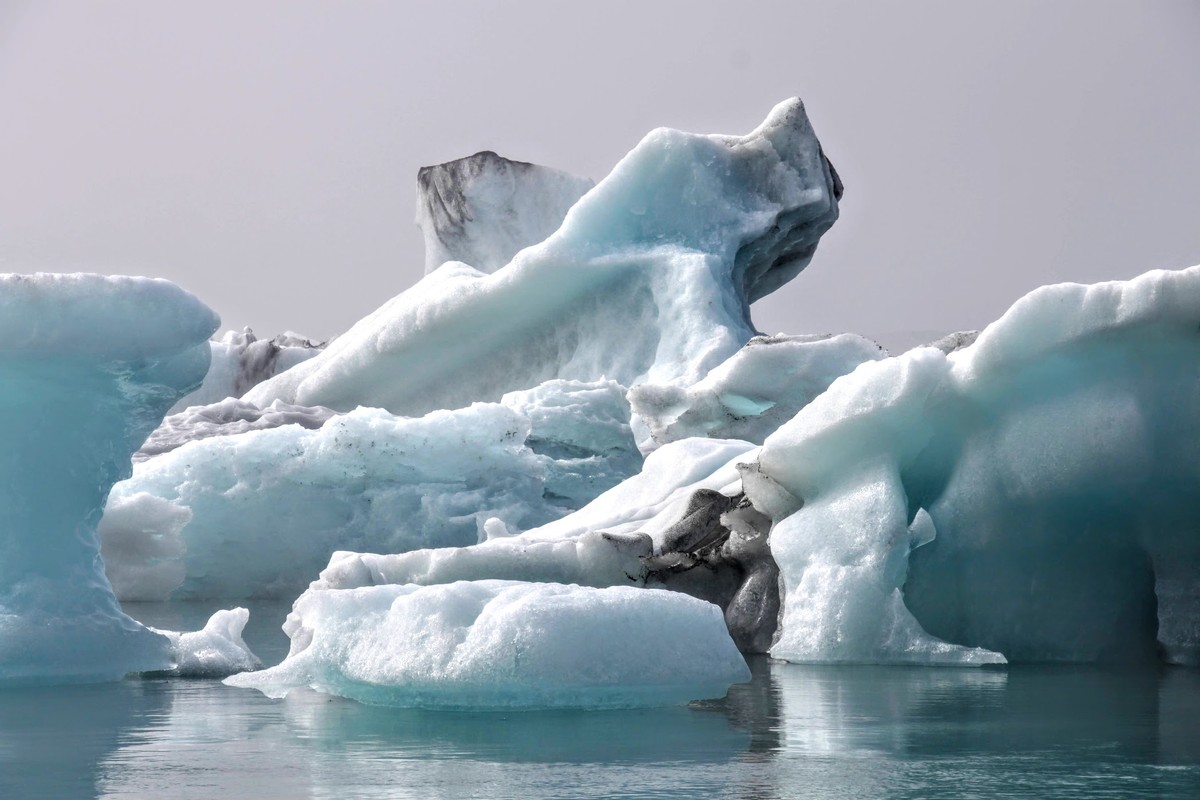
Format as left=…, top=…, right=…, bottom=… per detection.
left=417, top=151, right=594, bottom=275
left=226, top=580, right=750, bottom=709
left=753, top=266, right=1200, bottom=665
left=0, top=274, right=218, bottom=682
left=246, top=98, right=842, bottom=415
left=629, top=333, right=885, bottom=451
left=103, top=380, right=641, bottom=600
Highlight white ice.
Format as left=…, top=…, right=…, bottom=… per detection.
left=225, top=580, right=749, bottom=709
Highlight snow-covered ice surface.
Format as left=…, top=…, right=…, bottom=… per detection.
left=0, top=273, right=262, bottom=683
left=416, top=150, right=595, bottom=275
left=754, top=265, right=1200, bottom=665
left=103, top=379, right=641, bottom=601
left=225, top=580, right=749, bottom=709
left=245, top=98, right=842, bottom=415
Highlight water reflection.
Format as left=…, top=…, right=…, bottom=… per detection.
left=1, top=602, right=1198, bottom=799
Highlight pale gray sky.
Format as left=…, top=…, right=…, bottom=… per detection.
left=2, top=0, right=1198, bottom=350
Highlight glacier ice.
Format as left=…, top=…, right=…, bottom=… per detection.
left=167, top=328, right=323, bottom=415
left=102, top=379, right=641, bottom=601
left=752, top=266, right=1200, bottom=665
left=628, top=333, right=885, bottom=451
left=416, top=150, right=595, bottom=275
left=225, top=580, right=750, bottom=709
left=244, top=98, right=842, bottom=416
left=0, top=273, right=263, bottom=683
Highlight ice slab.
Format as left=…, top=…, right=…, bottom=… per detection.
left=753, top=265, right=1200, bottom=664
left=225, top=580, right=750, bottom=709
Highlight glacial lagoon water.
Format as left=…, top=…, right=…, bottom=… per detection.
left=1, top=602, right=1198, bottom=799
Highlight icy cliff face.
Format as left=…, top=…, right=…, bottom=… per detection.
left=752, top=266, right=1200, bottom=665
left=245, top=98, right=842, bottom=415
left=0, top=274, right=219, bottom=682
left=167, top=328, right=323, bottom=414
left=103, top=380, right=641, bottom=601
left=416, top=151, right=594, bottom=275
left=225, top=580, right=749, bottom=709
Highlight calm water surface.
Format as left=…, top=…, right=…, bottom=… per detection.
left=0, top=601, right=1197, bottom=799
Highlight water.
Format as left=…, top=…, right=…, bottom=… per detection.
left=1, top=602, right=1198, bottom=799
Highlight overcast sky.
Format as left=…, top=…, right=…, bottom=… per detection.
left=2, top=0, right=1198, bottom=350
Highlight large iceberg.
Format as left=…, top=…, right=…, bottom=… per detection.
left=225, top=580, right=750, bottom=709
left=0, top=274, right=257, bottom=682
left=752, top=266, right=1200, bottom=665
left=244, top=98, right=842, bottom=415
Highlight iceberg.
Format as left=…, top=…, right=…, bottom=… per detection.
left=416, top=150, right=594, bottom=275
left=102, top=379, right=641, bottom=600
left=0, top=273, right=259, bottom=682
left=752, top=266, right=1200, bottom=665
left=244, top=98, right=842, bottom=415
left=225, top=580, right=750, bottom=709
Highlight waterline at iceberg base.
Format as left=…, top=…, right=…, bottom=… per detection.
left=2, top=95, right=1198, bottom=730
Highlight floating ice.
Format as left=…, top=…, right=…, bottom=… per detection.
left=245, top=98, right=842, bottom=415
left=753, top=266, right=1200, bottom=665
left=225, top=580, right=750, bottom=709
left=103, top=379, right=641, bottom=600
left=0, top=274, right=217, bottom=682
left=152, top=608, right=261, bottom=678
left=629, top=333, right=884, bottom=451
left=135, top=397, right=336, bottom=462
left=416, top=150, right=594, bottom=275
